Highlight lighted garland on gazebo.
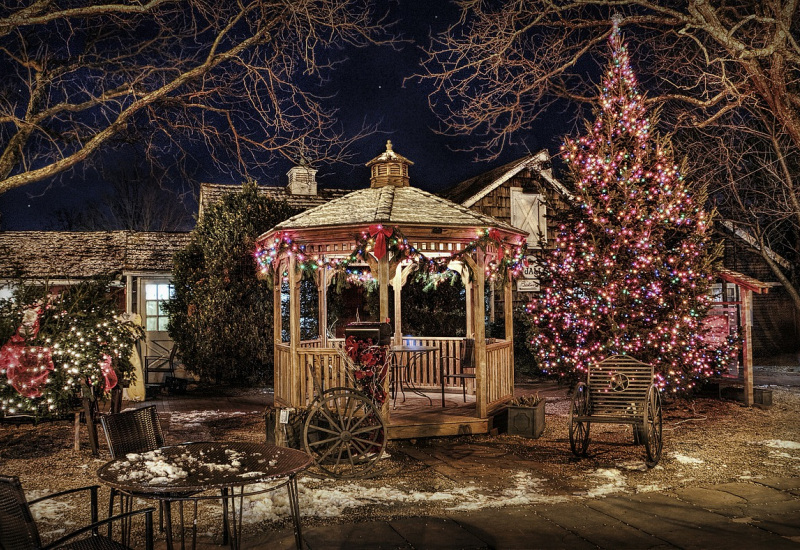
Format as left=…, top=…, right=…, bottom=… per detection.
left=255, top=224, right=527, bottom=285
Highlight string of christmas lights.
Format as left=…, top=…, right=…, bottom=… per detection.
left=254, top=225, right=527, bottom=288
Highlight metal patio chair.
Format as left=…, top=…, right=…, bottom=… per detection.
left=440, top=338, right=476, bottom=403
left=0, top=475, right=154, bottom=550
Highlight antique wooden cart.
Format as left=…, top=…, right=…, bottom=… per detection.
left=301, top=325, right=390, bottom=478
left=569, top=355, right=663, bottom=467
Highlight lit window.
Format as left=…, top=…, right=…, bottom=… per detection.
left=144, top=283, right=174, bottom=331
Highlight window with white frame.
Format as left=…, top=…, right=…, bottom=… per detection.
left=144, top=283, right=174, bottom=331
left=510, top=188, right=547, bottom=248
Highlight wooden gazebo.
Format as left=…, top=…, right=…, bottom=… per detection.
left=256, top=141, right=527, bottom=439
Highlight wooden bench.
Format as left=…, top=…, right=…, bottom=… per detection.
left=569, top=355, right=663, bottom=467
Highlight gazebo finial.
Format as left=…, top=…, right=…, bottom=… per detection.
left=386, top=140, right=393, bottom=152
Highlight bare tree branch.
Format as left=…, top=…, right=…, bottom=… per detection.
left=419, top=0, right=800, bottom=315
left=0, top=0, right=394, bottom=196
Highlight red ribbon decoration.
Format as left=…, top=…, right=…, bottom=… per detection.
left=488, top=228, right=502, bottom=243
left=1, top=345, right=54, bottom=399
left=369, top=225, right=393, bottom=260
left=99, top=354, right=118, bottom=391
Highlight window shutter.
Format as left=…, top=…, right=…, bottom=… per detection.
left=510, top=188, right=547, bottom=248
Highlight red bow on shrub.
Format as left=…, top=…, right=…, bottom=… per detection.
left=369, top=225, right=393, bottom=260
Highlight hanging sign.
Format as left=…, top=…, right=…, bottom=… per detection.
left=517, top=279, right=540, bottom=292
left=518, top=256, right=540, bottom=291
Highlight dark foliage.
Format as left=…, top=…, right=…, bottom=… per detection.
left=165, top=181, right=299, bottom=385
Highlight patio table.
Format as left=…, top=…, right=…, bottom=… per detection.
left=97, top=441, right=311, bottom=550
left=389, top=345, right=437, bottom=407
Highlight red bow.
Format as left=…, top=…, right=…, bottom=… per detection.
left=369, top=225, right=393, bottom=260
left=488, top=229, right=501, bottom=242
left=1, top=344, right=54, bottom=398
left=100, top=354, right=118, bottom=391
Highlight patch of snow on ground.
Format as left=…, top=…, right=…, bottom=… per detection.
left=229, top=471, right=568, bottom=523
left=585, top=468, right=627, bottom=498
left=761, top=440, right=800, bottom=450
left=769, top=451, right=800, bottom=460
left=672, top=453, right=705, bottom=465
left=616, top=460, right=648, bottom=471
left=25, top=489, right=74, bottom=525
left=446, top=472, right=569, bottom=511
left=635, top=484, right=664, bottom=493
left=166, top=410, right=250, bottom=427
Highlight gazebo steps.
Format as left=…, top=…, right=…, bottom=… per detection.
left=387, top=392, right=491, bottom=439
left=388, top=416, right=489, bottom=439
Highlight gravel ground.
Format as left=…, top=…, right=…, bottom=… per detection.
left=2, top=383, right=799, bottom=546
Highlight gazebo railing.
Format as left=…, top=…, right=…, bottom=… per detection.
left=275, top=336, right=514, bottom=410
left=486, top=340, right=514, bottom=409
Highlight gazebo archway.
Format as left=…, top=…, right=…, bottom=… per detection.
left=256, top=142, right=527, bottom=439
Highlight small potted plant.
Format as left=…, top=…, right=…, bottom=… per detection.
left=507, top=394, right=545, bottom=438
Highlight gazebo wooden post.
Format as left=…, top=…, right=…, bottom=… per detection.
left=378, top=254, right=390, bottom=321
left=273, top=269, right=282, bottom=346
left=288, top=255, right=302, bottom=407
left=464, top=251, right=487, bottom=418
left=740, top=287, right=754, bottom=406
left=465, top=277, right=474, bottom=338
left=317, top=266, right=328, bottom=346
left=504, top=275, right=514, bottom=362
left=393, top=264, right=403, bottom=344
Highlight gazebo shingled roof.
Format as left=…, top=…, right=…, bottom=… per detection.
left=267, top=185, right=521, bottom=235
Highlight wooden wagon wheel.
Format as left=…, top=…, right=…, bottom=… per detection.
left=569, top=382, right=591, bottom=456
left=303, top=387, right=386, bottom=478
left=643, top=385, right=663, bottom=467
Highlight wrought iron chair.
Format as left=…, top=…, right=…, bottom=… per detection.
left=0, top=475, right=154, bottom=550
left=100, top=406, right=229, bottom=545
left=440, top=338, right=476, bottom=403
left=100, top=406, right=182, bottom=535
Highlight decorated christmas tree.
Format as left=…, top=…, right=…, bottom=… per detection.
left=527, top=18, right=725, bottom=393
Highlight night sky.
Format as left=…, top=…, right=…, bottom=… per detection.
left=0, top=1, right=572, bottom=231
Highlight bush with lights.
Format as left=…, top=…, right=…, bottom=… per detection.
left=526, top=19, right=730, bottom=393
left=0, top=278, right=143, bottom=418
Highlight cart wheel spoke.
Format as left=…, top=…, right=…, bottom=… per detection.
left=307, top=435, right=341, bottom=448
left=318, top=401, right=343, bottom=432
left=351, top=423, right=381, bottom=437
left=305, top=424, right=340, bottom=437
left=303, top=388, right=386, bottom=479
left=314, top=439, right=345, bottom=464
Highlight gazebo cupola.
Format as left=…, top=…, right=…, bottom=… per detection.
left=366, top=140, right=413, bottom=188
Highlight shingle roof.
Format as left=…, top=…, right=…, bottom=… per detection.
left=124, top=232, right=191, bottom=272
left=199, top=183, right=351, bottom=219
left=440, top=150, right=570, bottom=206
left=269, top=185, right=520, bottom=232
left=0, top=231, right=190, bottom=279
